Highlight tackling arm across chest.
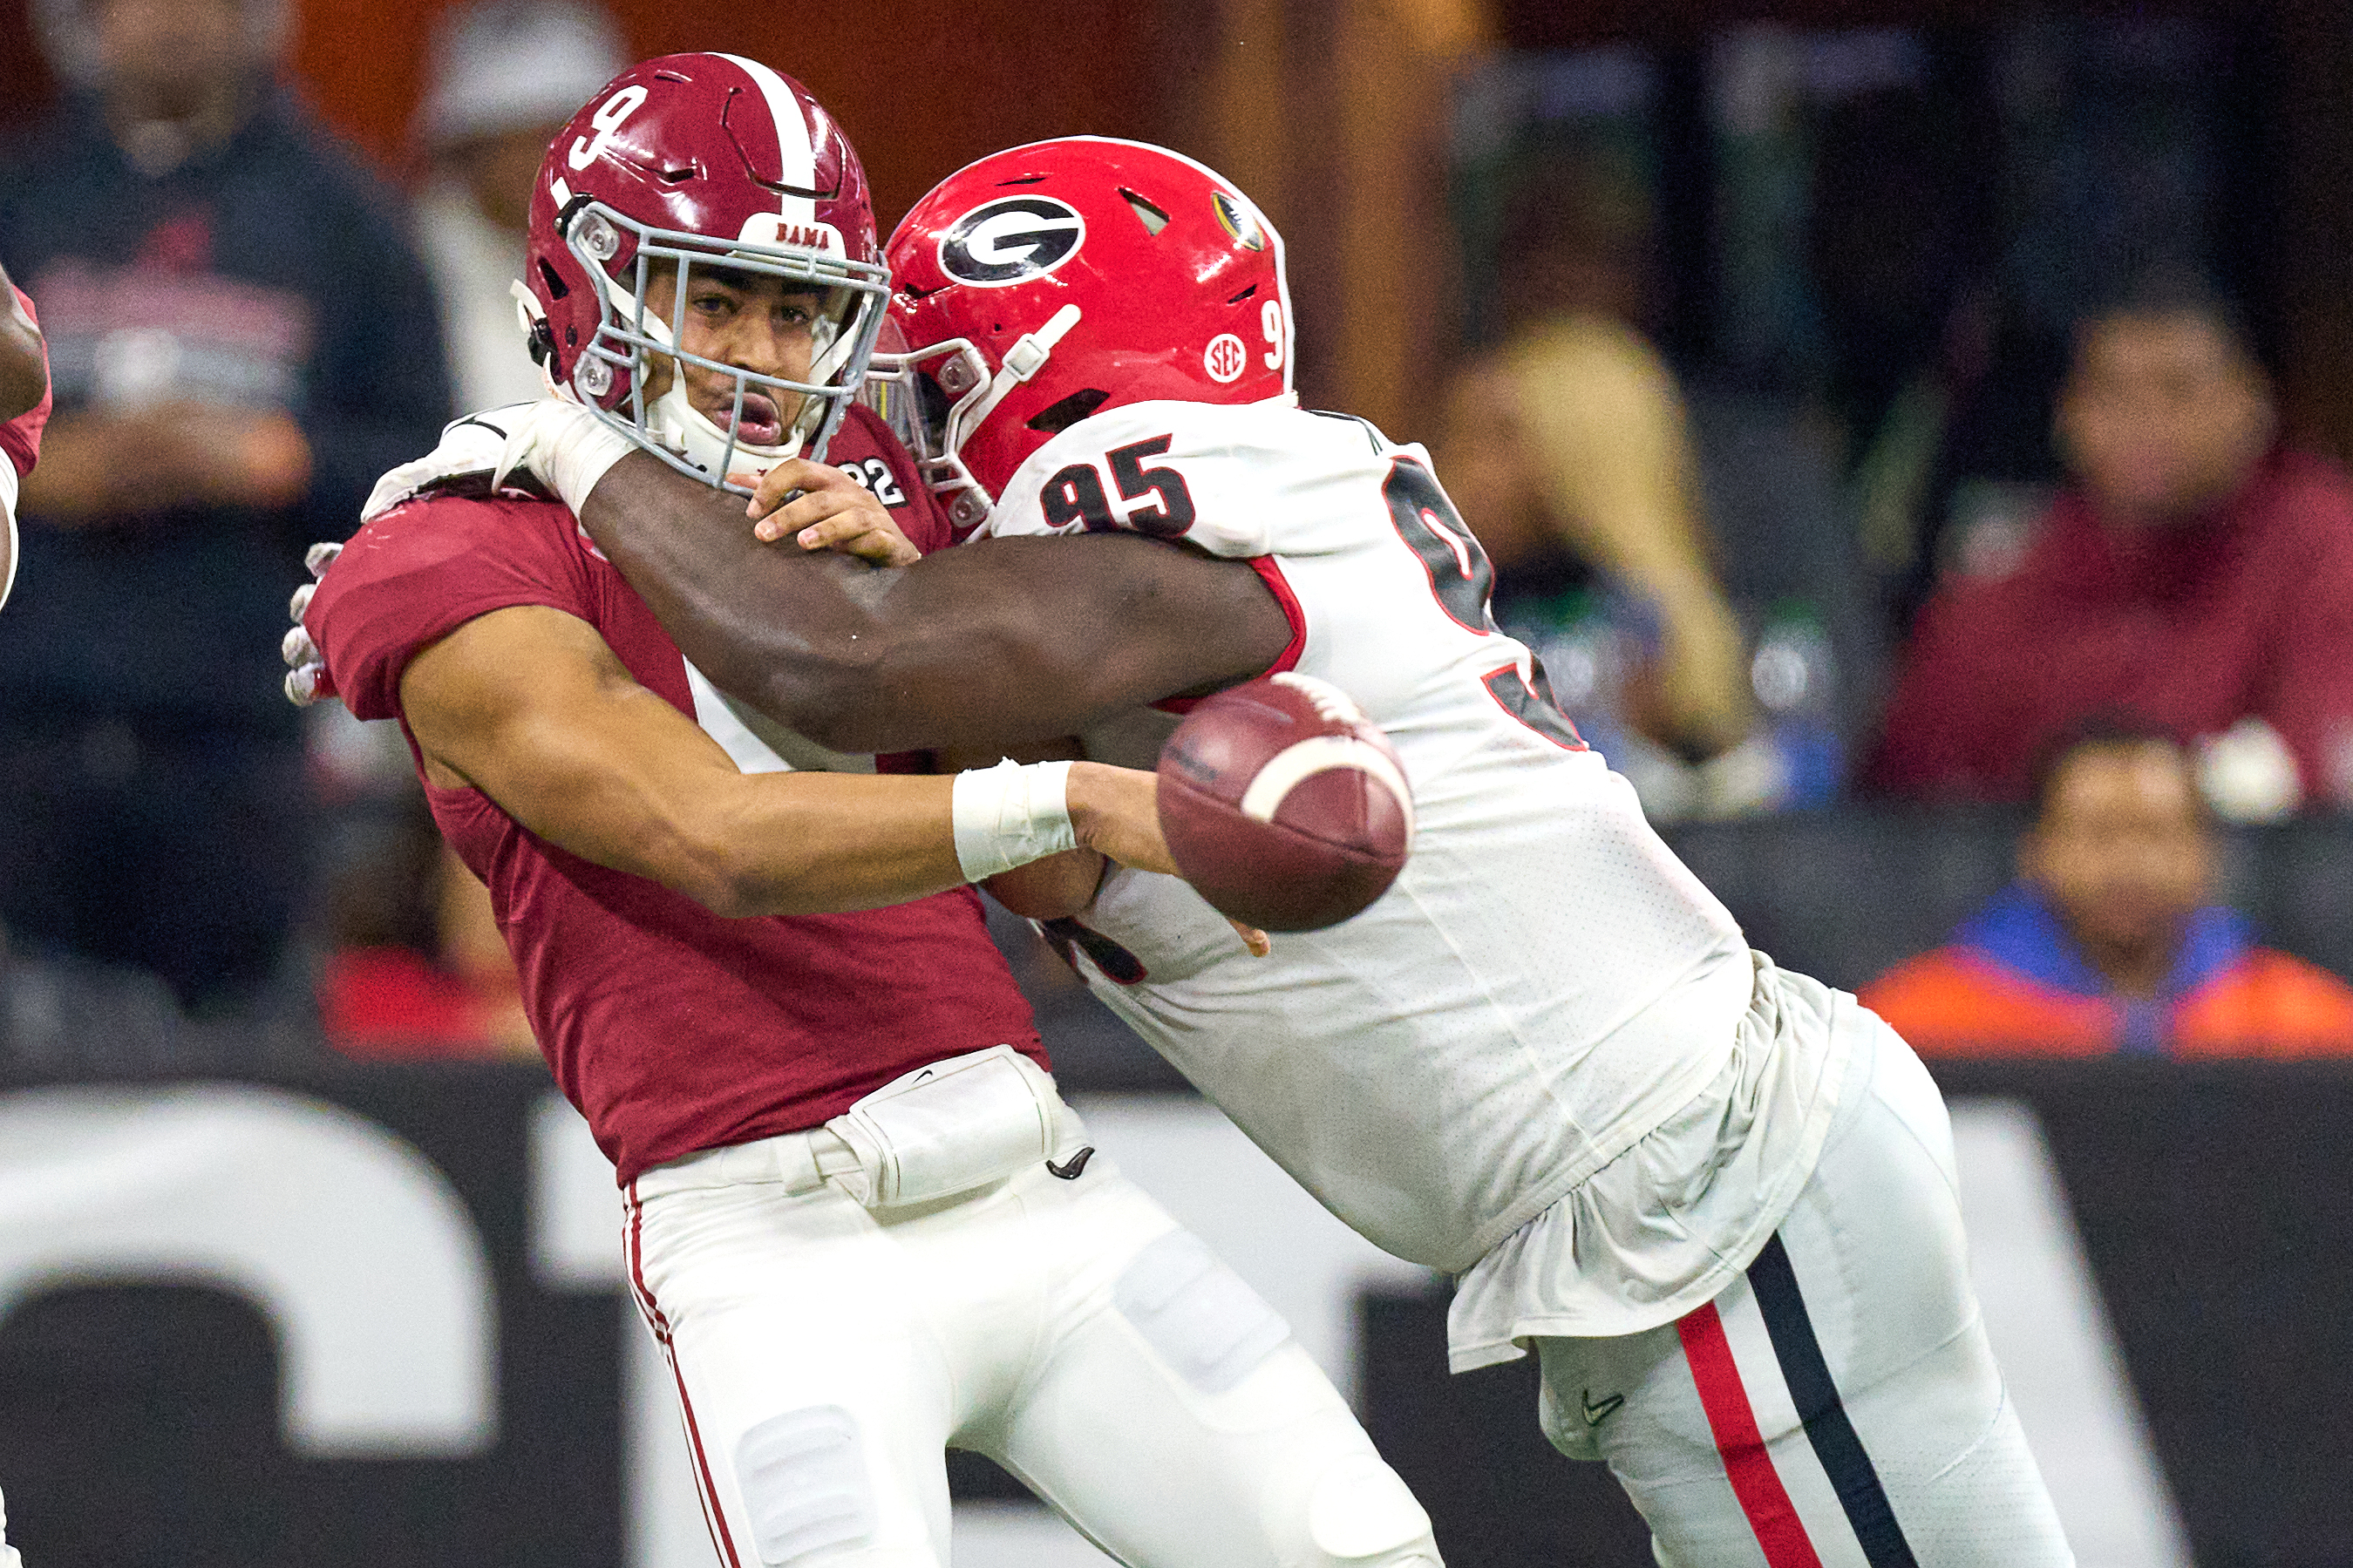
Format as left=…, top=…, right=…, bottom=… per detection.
left=574, top=451, right=1295, bottom=753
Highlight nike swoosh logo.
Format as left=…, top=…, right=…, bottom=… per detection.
left=1045, top=1146, right=1095, bottom=1180
left=1581, top=1391, right=1624, bottom=1427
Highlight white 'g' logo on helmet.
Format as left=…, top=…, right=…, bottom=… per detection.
left=938, top=197, right=1086, bottom=288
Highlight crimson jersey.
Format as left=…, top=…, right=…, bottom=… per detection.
left=309, top=406, right=1043, bottom=1182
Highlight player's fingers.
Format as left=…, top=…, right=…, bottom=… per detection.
left=755, top=484, right=896, bottom=546
left=753, top=484, right=854, bottom=542
left=745, top=457, right=855, bottom=521
left=289, top=580, right=316, bottom=623
left=282, top=624, right=318, bottom=669
left=284, top=662, right=336, bottom=707
left=304, top=540, right=342, bottom=579
left=1227, top=918, right=1271, bottom=957
left=795, top=512, right=920, bottom=567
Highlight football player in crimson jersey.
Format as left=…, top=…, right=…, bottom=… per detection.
left=295, top=61, right=1440, bottom=1568
left=442, top=138, right=2075, bottom=1564
left=0, top=260, right=50, bottom=612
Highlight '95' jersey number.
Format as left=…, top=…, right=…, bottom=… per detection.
left=1383, top=460, right=1585, bottom=753
left=1039, top=437, right=1197, bottom=537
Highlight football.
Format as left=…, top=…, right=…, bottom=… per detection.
left=1156, top=673, right=1414, bottom=932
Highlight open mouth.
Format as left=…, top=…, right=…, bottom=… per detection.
left=722, top=390, right=785, bottom=446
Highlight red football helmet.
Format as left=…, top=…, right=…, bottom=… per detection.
left=522, top=52, right=890, bottom=490
left=875, top=138, right=1294, bottom=531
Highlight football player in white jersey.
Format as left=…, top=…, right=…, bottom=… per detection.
left=341, top=139, right=2071, bottom=1565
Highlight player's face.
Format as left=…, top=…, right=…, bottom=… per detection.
left=2023, top=743, right=2213, bottom=960
left=640, top=265, right=823, bottom=447
left=2057, top=313, right=2274, bottom=526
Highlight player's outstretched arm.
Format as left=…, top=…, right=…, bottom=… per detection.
left=575, top=451, right=1292, bottom=755
left=396, top=602, right=1173, bottom=917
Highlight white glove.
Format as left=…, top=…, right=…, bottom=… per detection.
left=361, top=399, right=636, bottom=524
left=295, top=402, right=638, bottom=709
left=282, top=540, right=341, bottom=706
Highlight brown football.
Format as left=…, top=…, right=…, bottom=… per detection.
left=1155, top=673, right=1413, bottom=932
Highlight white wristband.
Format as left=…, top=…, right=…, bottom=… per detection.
left=952, top=759, right=1077, bottom=881
left=527, top=403, right=639, bottom=517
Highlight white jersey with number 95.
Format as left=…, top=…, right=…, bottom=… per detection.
left=976, top=398, right=1843, bottom=1354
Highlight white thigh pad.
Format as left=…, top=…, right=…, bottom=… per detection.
left=1112, top=1230, right=1292, bottom=1395
left=734, top=1404, right=878, bottom=1565
left=1308, top=1454, right=1438, bottom=1565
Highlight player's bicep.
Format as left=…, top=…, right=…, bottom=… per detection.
left=837, top=533, right=1295, bottom=753
left=399, top=605, right=744, bottom=882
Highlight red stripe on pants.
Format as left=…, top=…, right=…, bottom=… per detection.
left=1677, top=1301, right=1824, bottom=1568
left=628, top=1182, right=744, bottom=1568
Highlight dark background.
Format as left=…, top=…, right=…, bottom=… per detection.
left=3, top=1054, right=2350, bottom=1567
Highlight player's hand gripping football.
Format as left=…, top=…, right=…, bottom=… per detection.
left=1066, top=763, right=1271, bottom=957
left=746, top=458, right=921, bottom=567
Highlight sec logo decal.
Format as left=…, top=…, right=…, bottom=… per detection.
left=938, top=196, right=1087, bottom=288
left=1203, top=333, right=1248, bottom=384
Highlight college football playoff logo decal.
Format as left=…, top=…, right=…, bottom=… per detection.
left=1212, top=191, right=1266, bottom=251
left=937, top=196, right=1087, bottom=288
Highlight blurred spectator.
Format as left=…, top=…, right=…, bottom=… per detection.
left=0, top=0, right=451, bottom=1019
left=1441, top=155, right=1753, bottom=777
left=1867, top=271, right=2353, bottom=816
left=1863, top=719, right=2353, bottom=1057
left=1441, top=149, right=1872, bottom=816
left=318, top=794, right=532, bottom=1059
left=412, top=0, right=622, bottom=410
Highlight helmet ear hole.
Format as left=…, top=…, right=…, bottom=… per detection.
left=1026, top=388, right=1111, bottom=435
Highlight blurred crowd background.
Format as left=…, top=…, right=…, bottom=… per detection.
left=6, top=0, right=2353, bottom=1069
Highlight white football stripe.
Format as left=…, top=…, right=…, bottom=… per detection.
left=717, top=53, right=817, bottom=227
left=1271, top=670, right=1366, bottom=726
left=1237, top=735, right=1413, bottom=837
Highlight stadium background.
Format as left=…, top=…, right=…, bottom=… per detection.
left=3, top=1, right=2353, bottom=1565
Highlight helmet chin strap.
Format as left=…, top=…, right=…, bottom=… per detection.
left=647, top=381, right=801, bottom=481
left=952, top=303, right=1084, bottom=466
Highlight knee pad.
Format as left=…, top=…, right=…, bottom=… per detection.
left=734, top=1404, right=878, bottom=1565
left=1112, top=1230, right=1291, bottom=1395
left=1306, top=1453, right=1440, bottom=1567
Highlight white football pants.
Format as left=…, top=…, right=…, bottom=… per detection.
left=1534, top=1014, right=2074, bottom=1567
left=625, top=1130, right=1438, bottom=1568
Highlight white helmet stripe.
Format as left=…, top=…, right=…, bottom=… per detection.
left=715, top=53, right=817, bottom=227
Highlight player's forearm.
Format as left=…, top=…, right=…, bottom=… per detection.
left=695, top=770, right=969, bottom=916
left=579, top=455, right=1290, bottom=753
left=576, top=451, right=889, bottom=733
left=632, top=764, right=1154, bottom=918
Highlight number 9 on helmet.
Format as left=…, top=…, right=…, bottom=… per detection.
left=520, top=52, right=892, bottom=493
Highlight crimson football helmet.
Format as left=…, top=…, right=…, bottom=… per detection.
left=521, top=52, right=890, bottom=490
left=874, top=138, right=1294, bottom=531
